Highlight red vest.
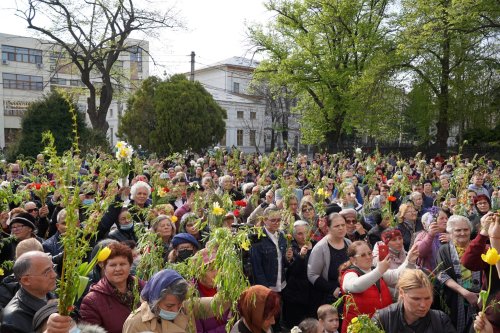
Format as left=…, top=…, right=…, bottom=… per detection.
left=339, top=267, right=393, bottom=333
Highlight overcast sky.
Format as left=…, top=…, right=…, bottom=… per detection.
left=1, top=0, right=271, bottom=76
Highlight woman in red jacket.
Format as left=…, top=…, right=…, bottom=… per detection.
left=339, top=241, right=418, bottom=333
left=80, top=242, right=145, bottom=333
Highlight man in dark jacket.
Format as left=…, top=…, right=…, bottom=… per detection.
left=250, top=206, right=293, bottom=292
left=372, top=269, right=456, bottom=333
left=1, top=251, right=57, bottom=333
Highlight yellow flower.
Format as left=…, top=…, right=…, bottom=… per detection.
left=158, top=187, right=167, bottom=197
left=0, top=268, right=4, bottom=276
left=212, top=202, right=225, bottom=216
left=351, top=317, right=358, bottom=324
left=481, top=247, right=500, bottom=266
left=317, top=188, right=326, bottom=198
left=115, top=141, right=126, bottom=149
left=170, top=215, right=178, bottom=223
left=240, top=239, right=251, bottom=251
left=97, top=247, right=111, bottom=262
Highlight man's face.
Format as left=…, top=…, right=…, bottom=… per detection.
left=264, top=214, right=281, bottom=233
left=10, top=165, right=20, bottom=177
left=401, top=287, right=433, bottom=320
left=22, top=254, right=57, bottom=296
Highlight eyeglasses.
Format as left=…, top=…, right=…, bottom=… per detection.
left=354, top=251, right=373, bottom=258
left=25, top=264, right=57, bottom=278
left=268, top=218, right=281, bottom=223
left=27, top=208, right=38, bottom=213
left=328, top=183, right=334, bottom=186
left=302, top=207, right=314, bottom=213
left=11, top=170, right=19, bottom=174
left=10, top=225, right=26, bottom=231
left=345, top=219, right=357, bottom=225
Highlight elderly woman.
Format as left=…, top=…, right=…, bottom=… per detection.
left=98, top=181, right=151, bottom=240
left=151, top=215, right=176, bottom=260
left=123, top=269, right=224, bottom=333
left=414, top=208, right=449, bottom=271
left=80, top=242, right=145, bottom=333
left=468, top=194, right=491, bottom=238
left=338, top=184, right=363, bottom=213
left=107, top=208, right=138, bottom=243
left=230, top=285, right=281, bottom=333
left=339, top=241, right=418, bottom=333
left=396, top=203, right=423, bottom=251
left=179, top=212, right=209, bottom=247
left=437, top=215, right=481, bottom=333
left=409, top=191, right=425, bottom=221
left=217, top=175, right=244, bottom=201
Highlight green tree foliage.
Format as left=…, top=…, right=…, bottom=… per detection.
left=10, top=91, right=108, bottom=159
left=393, top=0, right=499, bottom=149
left=118, top=75, right=227, bottom=155
left=248, top=0, right=393, bottom=148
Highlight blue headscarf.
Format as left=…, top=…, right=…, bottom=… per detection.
left=141, top=269, right=183, bottom=304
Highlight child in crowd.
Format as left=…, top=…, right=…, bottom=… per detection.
left=317, top=304, right=339, bottom=333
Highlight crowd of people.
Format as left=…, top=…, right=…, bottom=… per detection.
left=0, top=149, right=499, bottom=333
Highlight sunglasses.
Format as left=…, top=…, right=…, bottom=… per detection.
left=27, top=208, right=38, bottom=213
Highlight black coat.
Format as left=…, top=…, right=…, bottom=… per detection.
left=1, top=287, right=56, bottom=333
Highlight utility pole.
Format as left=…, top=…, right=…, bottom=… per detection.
left=190, top=51, right=195, bottom=81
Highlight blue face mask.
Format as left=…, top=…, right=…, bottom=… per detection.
left=82, top=198, right=95, bottom=206
left=159, top=309, right=179, bottom=321
left=69, top=325, right=80, bottom=333
left=120, top=222, right=134, bottom=230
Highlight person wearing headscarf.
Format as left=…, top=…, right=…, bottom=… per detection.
left=123, top=269, right=223, bottom=333
left=230, top=285, right=281, bottom=333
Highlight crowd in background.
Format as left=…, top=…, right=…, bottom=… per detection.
left=0, top=149, right=499, bottom=333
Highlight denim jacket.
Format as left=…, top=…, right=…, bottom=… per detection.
left=250, top=227, right=288, bottom=288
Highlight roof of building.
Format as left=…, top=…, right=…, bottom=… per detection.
left=214, top=56, right=260, bottom=69
left=203, top=85, right=262, bottom=104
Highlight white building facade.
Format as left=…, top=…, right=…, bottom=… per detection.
left=192, top=57, right=267, bottom=153
left=0, top=33, right=148, bottom=148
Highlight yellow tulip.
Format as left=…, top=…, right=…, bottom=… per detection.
left=212, top=202, right=225, bottom=216
left=97, top=247, right=112, bottom=262
left=170, top=215, right=178, bottom=223
left=0, top=268, right=4, bottom=276
left=481, top=247, right=500, bottom=266
left=240, top=239, right=250, bottom=251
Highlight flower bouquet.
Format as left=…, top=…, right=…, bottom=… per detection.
left=347, top=315, right=385, bottom=333
left=115, top=141, right=133, bottom=188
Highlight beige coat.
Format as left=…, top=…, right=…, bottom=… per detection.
left=123, top=298, right=222, bottom=333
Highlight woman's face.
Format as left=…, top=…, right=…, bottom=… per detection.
left=118, top=211, right=132, bottom=226
left=104, top=256, right=131, bottom=287
left=388, top=235, right=404, bottom=252
left=185, top=222, right=198, bottom=235
left=288, top=199, right=298, bottom=214
left=156, top=219, right=173, bottom=238
left=329, top=216, right=347, bottom=239
left=343, top=187, right=356, bottom=204
left=452, top=219, right=471, bottom=246
left=134, top=187, right=149, bottom=206
left=10, top=223, right=32, bottom=240
left=158, top=294, right=183, bottom=313
left=404, top=206, right=417, bottom=222
left=436, top=211, right=448, bottom=232
left=412, top=194, right=423, bottom=208
left=352, top=243, right=373, bottom=271
left=301, top=204, right=315, bottom=220
left=400, top=287, right=433, bottom=320
left=476, top=199, right=490, bottom=214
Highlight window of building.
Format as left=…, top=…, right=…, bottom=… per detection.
left=237, top=129, right=244, bottom=146
left=50, top=77, right=67, bottom=85
left=2, top=45, right=42, bottom=64
left=109, top=108, right=113, bottom=118
left=233, top=82, right=240, bottom=93
left=250, top=130, right=256, bottom=146
left=250, top=111, right=256, bottom=120
left=3, top=73, right=43, bottom=90
left=237, top=111, right=244, bottom=119
left=129, top=46, right=143, bottom=72
left=70, top=79, right=81, bottom=86
left=109, top=127, right=114, bottom=146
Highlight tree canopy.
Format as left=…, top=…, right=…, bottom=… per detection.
left=118, top=75, right=227, bottom=155
left=10, top=91, right=108, bottom=160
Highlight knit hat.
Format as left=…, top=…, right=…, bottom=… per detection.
left=381, top=228, right=402, bottom=244
left=172, top=233, right=200, bottom=249
left=9, top=212, right=37, bottom=230
left=325, top=203, right=342, bottom=216
left=141, top=269, right=183, bottom=304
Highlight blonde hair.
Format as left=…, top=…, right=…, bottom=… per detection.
left=317, top=304, right=338, bottom=320
left=397, top=203, right=415, bottom=223
left=16, top=238, right=43, bottom=259
left=397, top=269, right=432, bottom=299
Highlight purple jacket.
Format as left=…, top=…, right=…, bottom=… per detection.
left=195, top=283, right=229, bottom=333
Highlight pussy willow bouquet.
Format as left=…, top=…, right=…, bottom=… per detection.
left=347, top=315, right=385, bottom=333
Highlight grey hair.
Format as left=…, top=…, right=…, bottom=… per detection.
left=130, top=181, right=151, bottom=200
left=219, top=175, right=232, bottom=187
left=56, top=209, right=67, bottom=224
left=446, top=215, right=473, bottom=234
left=410, top=192, right=422, bottom=201
left=293, top=220, right=309, bottom=234
left=151, top=215, right=176, bottom=234
left=13, top=251, right=50, bottom=279
left=150, top=279, right=189, bottom=315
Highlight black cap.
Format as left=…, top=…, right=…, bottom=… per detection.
left=325, top=203, right=342, bottom=216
